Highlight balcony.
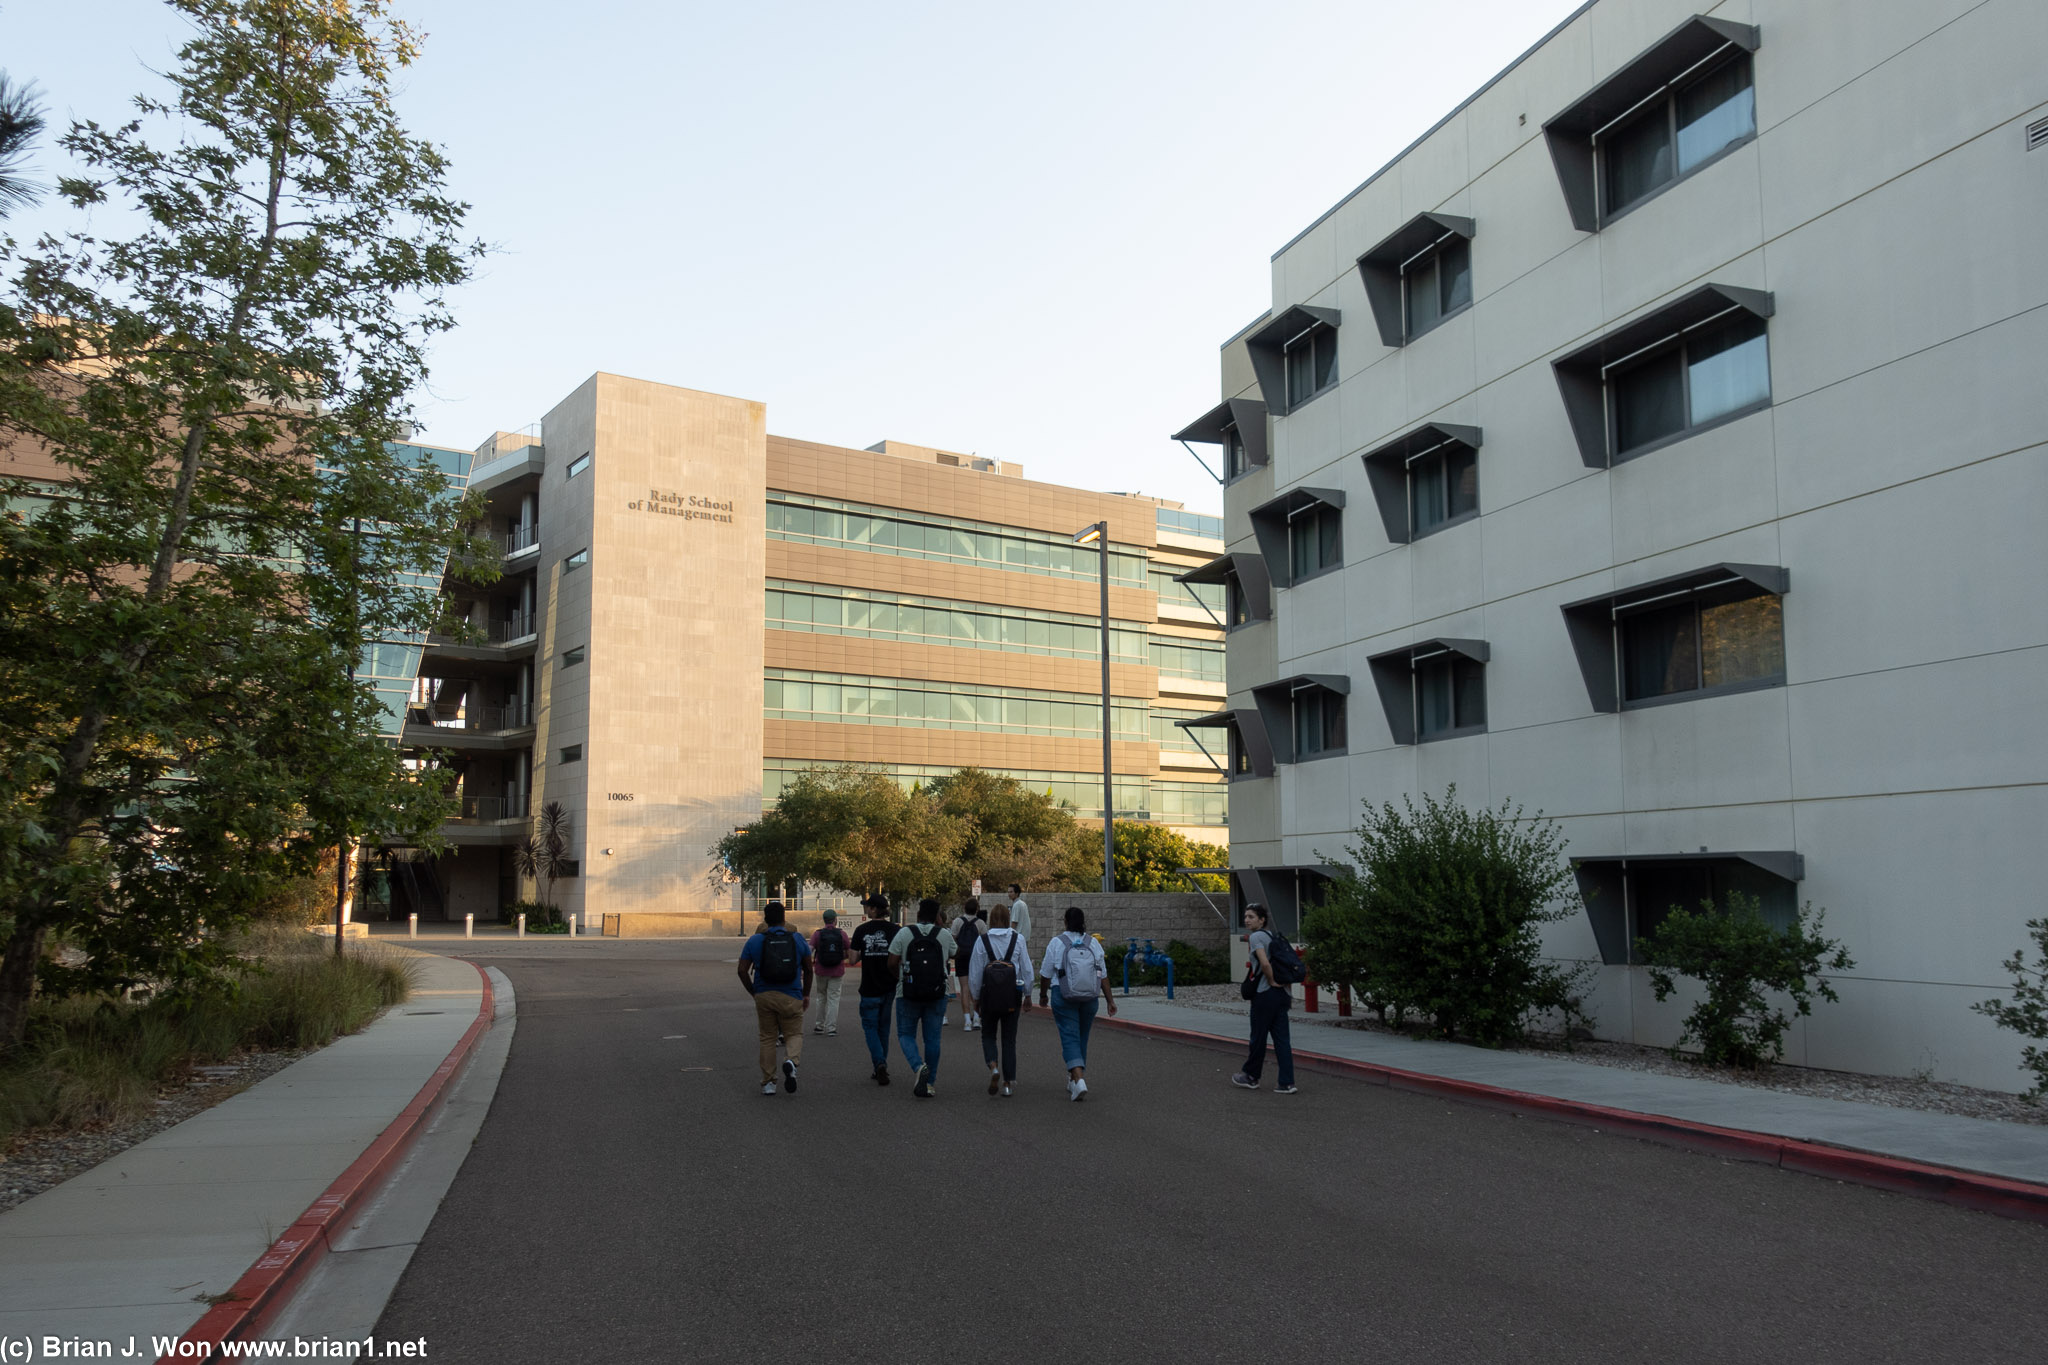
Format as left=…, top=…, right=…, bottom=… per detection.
left=489, top=612, right=536, bottom=644
left=402, top=702, right=533, bottom=753
left=459, top=794, right=528, bottom=821
left=503, top=525, right=539, bottom=560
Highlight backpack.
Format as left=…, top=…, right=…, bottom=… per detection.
left=953, top=916, right=982, bottom=973
left=902, top=925, right=948, bottom=1001
left=1055, top=933, right=1100, bottom=1001
left=1265, top=929, right=1307, bottom=986
left=757, top=928, right=799, bottom=987
left=815, top=926, right=846, bottom=969
left=978, top=931, right=1020, bottom=1015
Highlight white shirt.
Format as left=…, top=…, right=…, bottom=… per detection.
left=1008, top=897, right=1032, bottom=947
left=967, top=927, right=1031, bottom=1003
left=1040, top=931, right=1106, bottom=998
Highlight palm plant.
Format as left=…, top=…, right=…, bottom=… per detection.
left=0, top=72, right=45, bottom=217
left=514, top=801, right=573, bottom=923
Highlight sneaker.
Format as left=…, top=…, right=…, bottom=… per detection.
left=827, top=1027, right=837, bottom=1037
left=1274, top=1083, right=1299, bottom=1095
left=1231, top=1072, right=1259, bottom=1090
left=1071, top=1077, right=1088, bottom=1102
left=913, top=1064, right=931, bottom=1098
left=1001, top=1084, right=1013, bottom=1097
left=875, top=1065, right=890, bottom=1086
left=781, top=1059, right=798, bottom=1093
left=1065, top=1079, right=1076, bottom=1100
left=812, top=1024, right=824, bottom=1034
left=989, top=1068, right=1001, bottom=1096
left=761, top=1082, right=778, bottom=1096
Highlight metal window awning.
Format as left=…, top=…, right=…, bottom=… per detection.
left=1244, top=305, right=1341, bottom=413
left=1356, top=213, right=1476, bottom=346
left=1172, top=397, right=1270, bottom=472
left=1558, top=563, right=1788, bottom=713
left=1358, top=422, right=1483, bottom=544
left=1173, top=552, right=1272, bottom=624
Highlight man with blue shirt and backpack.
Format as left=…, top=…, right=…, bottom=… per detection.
left=886, top=897, right=956, bottom=1099
left=738, top=901, right=814, bottom=1096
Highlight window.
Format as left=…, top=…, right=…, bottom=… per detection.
left=1227, top=578, right=1252, bottom=628
left=566, top=452, right=592, bottom=479
left=1403, top=236, right=1472, bottom=341
left=1559, top=564, right=1787, bottom=713
left=1417, top=654, right=1486, bottom=739
left=1291, top=688, right=1346, bottom=759
left=1603, top=55, right=1754, bottom=218
left=1620, top=584, right=1784, bottom=704
left=1551, top=285, right=1774, bottom=468
left=1610, top=313, right=1769, bottom=456
left=559, top=744, right=582, bottom=764
left=1287, top=503, right=1342, bottom=582
left=1408, top=441, right=1479, bottom=537
left=556, top=860, right=580, bottom=878
left=1283, top=325, right=1337, bottom=408
left=1572, top=852, right=1802, bottom=965
left=763, top=668, right=1149, bottom=740
left=1228, top=727, right=1254, bottom=776
left=564, top=548, right=590, bottom=572
left=1174, top=552, right=1271, bottom=629
left=766, top=492, right=1146, bottom=586
left=1225, top=425, right=1248, bottom=480
left=1541, top=16, right=1760, bottom=232
left=561, top=647, right=585, bottom=668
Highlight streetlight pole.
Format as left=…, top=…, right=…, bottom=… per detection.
left=1073, top=521, right=1114, bottom=893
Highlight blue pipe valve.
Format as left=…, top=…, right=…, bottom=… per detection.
left=1121, top=938, right=1176, bottom=1000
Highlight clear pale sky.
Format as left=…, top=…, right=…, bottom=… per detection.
left=5, top=1, right=1586, bottom=512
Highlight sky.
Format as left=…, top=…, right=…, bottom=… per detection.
left=3, top=0, right=1587, bottom=513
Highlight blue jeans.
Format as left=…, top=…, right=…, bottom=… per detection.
left=1050, top=988, right=1099, bottom=1072
left=896, top=996, right=947, bottom=1082
left=1245, top=988, right=1294, bottom=1088
left=859, top=994, right=895, bottom=1068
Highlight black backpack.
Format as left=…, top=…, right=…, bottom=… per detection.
left=953, top=916, right=982, bottom=973
left=757, top=927, right=800, bottom=986
left=1266, top=929, right=1307, bottom=986
left=978, top=931, right=1020, bottom=1015
left=815, top=926, right=846, bottom=969
left=902, top=925, right=948, bottom=1001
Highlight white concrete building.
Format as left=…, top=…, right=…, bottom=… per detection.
left=1180, top=0, right=2048, bottom=1089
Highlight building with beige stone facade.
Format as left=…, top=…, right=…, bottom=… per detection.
left=400, top=371, right=1227, bottom=930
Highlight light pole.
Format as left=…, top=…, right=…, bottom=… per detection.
left=1072, top=521, right=1114, bottom=893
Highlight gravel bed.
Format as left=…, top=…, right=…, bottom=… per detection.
left=1113, top=983, right=2046, bottom=1126
left=0, top=1046, right=313, bottom=1214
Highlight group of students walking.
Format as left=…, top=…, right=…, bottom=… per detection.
left=736, top=885, right=1122, bottom=1101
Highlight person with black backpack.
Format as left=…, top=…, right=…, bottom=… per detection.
left=886, top=897, right=957, bottom=1098
left=809, top=907, right=849, bottom=1038
left=1231, top=902, right=1298, bottom=1095
left=737, top=901, right=814, bottom=1096
left=952, top=895, right=985, bottom=1033
left=964, top=900, right=1031, bottom=1096
left=849, top=894, right=899, bottom=1085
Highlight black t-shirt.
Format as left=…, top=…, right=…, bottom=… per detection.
left=851, top=919, right=899, bottom=997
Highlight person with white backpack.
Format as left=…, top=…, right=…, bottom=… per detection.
left=964, top=901, right=1031, bottom=1096
left=1040, top=906, right=1116, bottom=1101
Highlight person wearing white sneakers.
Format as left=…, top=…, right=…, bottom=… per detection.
left=1041, top=906, right=1115, bottom=1100
left=736, top=901, right=812, bottom=1097
left=952, top=895, right=985, bottom=1032
left=965, top=901, right=1031, bottom=1096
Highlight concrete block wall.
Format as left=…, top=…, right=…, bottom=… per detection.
left=1038, top=893, right=1233, bottom=953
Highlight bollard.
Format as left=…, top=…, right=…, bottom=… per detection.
left=1337, top=982, right=1352, bottom=1017
left=1302, top=974, right=1319, bottom=1013
left=408, top=913, right=418, bottom=939
left=464, top=913, right=473, bottom=939
left=567, top=912, right=577, bottom=937
left=517, top=912, right=526, bottom=938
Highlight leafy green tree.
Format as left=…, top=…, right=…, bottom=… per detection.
left=1109, top=821, right=1227, bottom=893
left=713, top=766, right=963, bottom=901
left=0, top=71, right=44, bottom=216
left=0, top=1, right=482, bottom=1049
left=1972, top=916, right=2047, bottom=1100
left=1304, top=787, right=1590, bottom=1046
left=924, top=766, right=1088, bottom=892
left=514, top=802, right=573, bottom=922
left=1640, top=893, right=1854, bottom=1069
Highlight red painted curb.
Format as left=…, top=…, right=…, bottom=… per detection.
left=156, top=961, right=497, bottom=1362
left=1095, top=1011, right=2048, bottom=1226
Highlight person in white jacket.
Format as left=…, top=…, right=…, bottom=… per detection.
left=1040, top=906, right=1116, bottom=1100
left=964, top=903, right=1031, bottom=1096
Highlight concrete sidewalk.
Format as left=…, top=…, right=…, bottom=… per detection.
left=0, top=949, right=485, bottom=1348
left=1109, top=995, right=2048, bottom=1188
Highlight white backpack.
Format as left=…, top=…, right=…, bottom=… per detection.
left=1056, top=933, right=1100, bottom=1001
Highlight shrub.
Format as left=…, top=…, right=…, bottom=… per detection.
left=1639, top=893, right=1854, bottom=1069
left=1974, top=916, right=2048, bottom=1101
left=1303, top=788, right=1591, bottom=1047
left=1102, top=939, right=1230, bottom=989
left=507, top=899, right=564, bottom=931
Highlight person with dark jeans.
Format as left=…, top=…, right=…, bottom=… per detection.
left=1232, top=902, right=1297, bottom=1094
left=965, top=901, right=1031, bottom=1096
left=887, top=897, right=956, bottom=1098
left=849, top=894, right=898, bottom=1084
left=1040, top=906, right=1115, bottom=1101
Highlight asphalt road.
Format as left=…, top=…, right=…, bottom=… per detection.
left=376, top=941, right=2048, bottom=1364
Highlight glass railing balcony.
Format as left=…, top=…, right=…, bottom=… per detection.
left=503, top=525, right=539, bottom=556
left=489, top=612, right=536, bottom=643
left=459, top=794, right=529, bottom=821
left=428, top=701, right=531, bottom=732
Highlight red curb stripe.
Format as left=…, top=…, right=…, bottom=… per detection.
left=156, top=962, right=496, bottom=1362
left=1096, top=1011, right=2048, bottom=1226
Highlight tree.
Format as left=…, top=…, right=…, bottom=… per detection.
left=0, top=1, right=483, bottom=1049
left=514, top=802, right=573, bottom=923
left=1640, top=893, right=1854, bottom=1069
left=0, top=72, right=44, bottom=216
left=1303, top=787, right=1591, bottom=1046
left=711, top=766, right=963, bottom=902
left=1109, top=822, right=1227, bottom=893
left=924, top=767, right=1089, bottom=892
left=1972, top=917, right=2047, bottom=1100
